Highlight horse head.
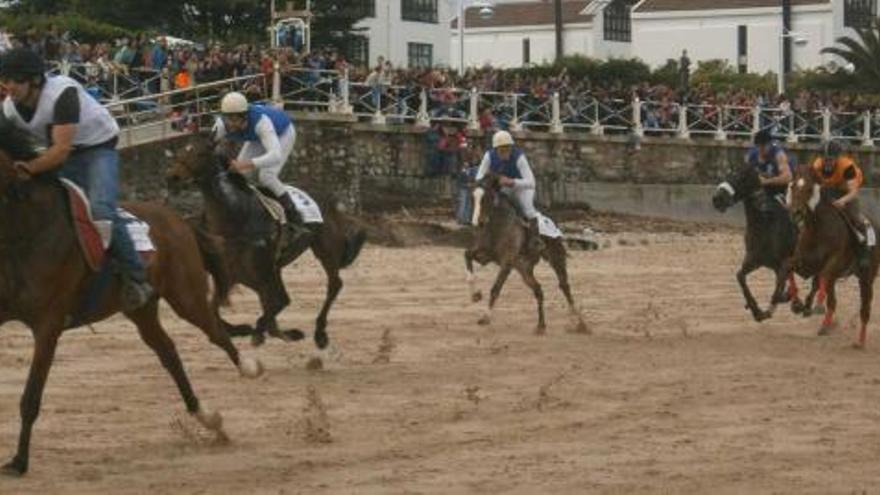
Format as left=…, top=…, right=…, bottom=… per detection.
left=712, top=163, right=761, bottom=213
left=787, top=163, right=822, bottom=228
left=471, top=173, right=501, bottom=227
left=0, top=124, right=40, bottom=203
left=165, top=132, right=226, bottom=184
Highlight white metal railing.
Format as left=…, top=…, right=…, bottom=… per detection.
left=101, top=65, right=880, bottom=147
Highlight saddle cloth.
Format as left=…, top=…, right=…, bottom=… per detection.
left=61, top=179, right=156, bottom=271
left=537, top=212, right=563, bottom=239
left=251, top=185, right=324, bottom=225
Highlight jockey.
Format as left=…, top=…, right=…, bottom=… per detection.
left=811, top=140, right=875, bottom=268
left=747, top=129, right=793, bottom=201
left=475, top=130, right=543, bottom=254
left=0, top=48, right=154, bottom=310
left=213, top=92, right=311, bottom=247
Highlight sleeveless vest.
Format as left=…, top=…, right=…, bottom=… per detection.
left=489, top=148, right=523, bottom=179
left=227, top=105, right=292, bottom=143
left=812, top=156, right=863, bottom=191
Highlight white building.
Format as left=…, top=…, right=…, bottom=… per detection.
left=451, top=0, right=880, bottom=73
left=352, top=0, right=453, bottom=68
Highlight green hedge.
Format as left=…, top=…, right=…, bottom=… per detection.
left=0, top=13, right=132, bottom=43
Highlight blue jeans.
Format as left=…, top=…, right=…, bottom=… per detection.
left=59, top=145, right=148, bottom=282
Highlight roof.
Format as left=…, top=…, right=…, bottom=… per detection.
left=635, top=0, right=830, bottom=13
left=451, top=0, right=594, bottom=29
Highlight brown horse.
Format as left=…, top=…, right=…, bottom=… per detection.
left=0, top=127, right=262, bottom=476
left=166, top=135, right=366, bottom=350
left=464, top=174, right=587, bottom=334
left=780, top=164, right=879, bottom=347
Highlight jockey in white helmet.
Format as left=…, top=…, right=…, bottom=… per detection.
left=475, top=130, right=543, bottom=254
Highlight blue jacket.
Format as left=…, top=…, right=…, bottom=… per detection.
left=227, top=105, right=293, bottom=143
left=489, top=147, right=524, bottom=179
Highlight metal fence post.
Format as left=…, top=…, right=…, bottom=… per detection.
left=862, top=110, right=874, bottom=147
left=468, top=88, right=480, bottom=131
left=714, top=106, right=726, bottom=141
left=821, top=107, right=832, bottom=142
left=786, top=112, right=798, bottom=144
left=632, top=97, right=643, bottom=137
left=591, top=99, right=603, bottom=136
left=372, top=85, right=386, bottom=125
left=339, top=68, right=353, bottom=114
left=551, top=92, right=563, bottom=134
left=416, top=88, right=430, bottom=127
left=677, top=103, right=690, bottom=139
left=509, top=93, right=523, bottom=132
left=272, top=61, right=283, bottom=108
left=752, top=105, right=761, bottom=138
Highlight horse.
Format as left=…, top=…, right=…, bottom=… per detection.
left=712, top=163, right=810, bottom=321
left=778, top=164, right=879, bottom=347
left=166, top=135, right=367, bottom=350
left=464, top=173, right=587, bottom=334
left=0, top=126, right=262, bottom=476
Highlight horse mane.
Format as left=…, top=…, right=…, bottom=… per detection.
left=0, top=119, right=39, bottom=161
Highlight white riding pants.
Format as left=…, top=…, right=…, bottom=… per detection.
left=238, top=126, right=296, bottom=197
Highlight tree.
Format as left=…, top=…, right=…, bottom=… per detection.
left=821, top=21, right=880, bottom=92
left=309, top=1, right=368, bottom=59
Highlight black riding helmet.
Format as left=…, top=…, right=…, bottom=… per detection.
left=821, top=140, right=843, bottom=176
left=0, top=48, right=45, bottom=82
left=753, top=129, right=772, bottom=147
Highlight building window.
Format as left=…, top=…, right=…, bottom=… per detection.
left=352, top=0, right=376, bottom=18
left=523, top=38, right=531, bottom=66
left=737, top=25, right=748, bottom=74
left=349, top=36, right=370, bottom=67
left=402, top=0, right=438, bottom=23
left=844, top=0, right=877, bottom=28
left=604, top=0, right=635, bottom=42
left=408, top=42, right=433, bottom=68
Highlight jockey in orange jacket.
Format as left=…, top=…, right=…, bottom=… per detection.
left=810, top=140, right=875, bottom=268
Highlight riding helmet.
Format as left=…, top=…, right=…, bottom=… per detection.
left=823, top=140, right=842, bottom=159
left=0, top=48, right=45, bottom=81
left=492, top=130, right=514, bottom=148
left=220, top=91, right=249, bottom=114
left=753, top=129, right=772, bottom=147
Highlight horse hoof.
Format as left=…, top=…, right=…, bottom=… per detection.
left=570, top=320, right=591, bottom=335
left=852, top=342, right=866, bottom=350
left=306, top=356, right=324, bottom=371
left=535, top=325, right=547, bottom=336
left=226, top=324, right=255, bottom=338
left=251, top=332, right=266, bottom=348
left=813, top=305, right=826, bottom=316
left=471, top=292, right=483, bottom=303
left=754, top=311, right=772, bottom=323
left=279, top=329, right=306, bottom=342
left=239, top=357, right=264, bottom=379
left=790, top=300, right=805, bottom=315
left=477, top=316, right=491, bottom=326
left=1, top=458, right=26, bottom=477
left=314, top=331, right=329, bottom=350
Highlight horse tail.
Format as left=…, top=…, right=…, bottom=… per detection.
left=190, top=220, right=232, bottom=307
left=341, top=228, right=367, bottom=269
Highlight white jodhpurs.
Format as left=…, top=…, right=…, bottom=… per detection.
left=238, top=126, right=296, bottom=197
left=501, top=187, right=538, bottom=219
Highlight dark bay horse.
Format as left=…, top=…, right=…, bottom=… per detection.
left=0, top=127, right=262, bottom=476
left=166, top=136, right=366, bottom=350
left=779, top=164, right=879, bottom=347
left=465, top=174, right=587, bottom=334
left=712, top=163, right=806, bottom=321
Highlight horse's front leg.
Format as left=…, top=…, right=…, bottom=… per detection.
left=3, top=326, right=61, bottom=477
left=478, top=265, right=512, bottom=326
left=737, top=258, right=770, bottom=322
left=465, top=249, right=482, bottom=303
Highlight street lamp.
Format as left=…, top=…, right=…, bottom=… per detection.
left=778, top=29, right=809, bottom=95
left=458, top=0, right=495, bottom=74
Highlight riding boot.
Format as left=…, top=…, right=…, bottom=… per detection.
left=110, top=218, right=155, bottom=311
left=857, top=221, right=875, bottom=272
left=527, top=217, right=545, bottom=256
left=277, top=192, right=313, bottom=255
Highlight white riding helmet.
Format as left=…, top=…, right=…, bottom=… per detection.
left=492, top=130, right=514, bottom=148
left=220, top=91, right=249, bottom=114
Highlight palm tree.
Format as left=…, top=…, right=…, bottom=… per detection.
left=821, top=21, right=880, bottom=91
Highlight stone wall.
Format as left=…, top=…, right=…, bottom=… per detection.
left=118, top=113, right=880, bottom=214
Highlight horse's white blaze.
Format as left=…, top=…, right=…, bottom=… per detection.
left=185, top=143, right=194, bottom=153
left=472, top=188, right=485, bottom=226
left=717, top=182, right=735, bottom=197
left=164, top=149, right=175, bottom=159
left=808, top=183, right=821, bottom=211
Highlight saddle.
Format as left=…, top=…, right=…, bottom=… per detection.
left=61, top=179, right=155, bottom=271
left=251, top=185, right=325, bottom=226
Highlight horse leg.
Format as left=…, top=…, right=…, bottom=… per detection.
left=855, top=275, right=873, bottom=348
left=2, top=328, right=60, bottom=476
left=158, top=290, right=263, bottom=379
left=465, top=249, right=482, bottom=303
left=478, top=265, right=512, bottom=326
left=800, top=276, right=823, bottom=317
left=254, top=269, right=302, bottom=345
left=737, top=260, right=770, bottom=322
left=818, top=278, right=838, bottom=336
left=313, top=263, right=342, bottom=351
left=128, top=304, right=228, bottom=441
left=517, top=263, right=546, bottom=335
left=544, top=241, right=588, bottom=334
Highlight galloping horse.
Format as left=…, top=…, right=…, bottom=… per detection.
left=167, top=135, right=366, bottom=350
left=464, top=173, right=587, bottom=334
left=712, top=163, right=804, bottom=321
left=779, top=164, right=879, bottom=347
left=0, top=126, right=261, bottom=476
